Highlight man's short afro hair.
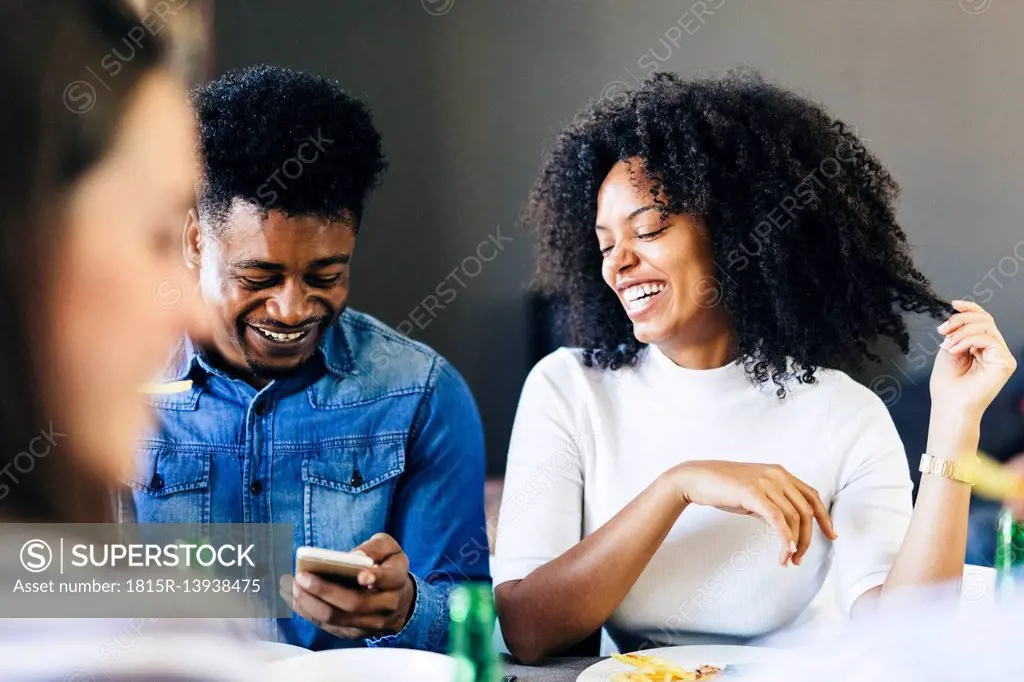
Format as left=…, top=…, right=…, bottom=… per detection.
left=191, top=64, right=387, bottom=230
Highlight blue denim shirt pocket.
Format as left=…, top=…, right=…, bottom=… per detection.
left=128, top=443, right=212, bottom=525
left=300, top=435, right=406, bottom=551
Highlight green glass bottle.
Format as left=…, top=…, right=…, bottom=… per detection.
left=995, top=507, right=1024, bottom=593
left=449, top=583, right=503, bottom=682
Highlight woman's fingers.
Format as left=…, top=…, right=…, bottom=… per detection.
left=758, top=466, right=837, bottom=566
left=948, top=301, right=1007, bottom=339
left=763, top=488, right=801, bottom=565
left=938, top=312, right=993, bottom=337
left=946, top=332, right=1004, bottom=356
left=747, top=493, right=796, bottom=566
left=952, top=299, right=988, bottom=315
left=941, top=323, right=1006, bottom=355
left=793, top=479, right=838, bottom=540
left=940, top=302, right=1005, bottom=343
left=779, top=487, right=814, bottom=565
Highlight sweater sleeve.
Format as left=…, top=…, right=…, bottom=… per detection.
left=827, top=379, right=914, bottom=616
left=491, top=351, right=586, bottom=587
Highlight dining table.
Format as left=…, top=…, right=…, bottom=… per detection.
left=502, top=656, right=603, bottom=682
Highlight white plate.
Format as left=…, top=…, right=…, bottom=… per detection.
left=578, top=645, right=782, bottom=681
left=268, top=647, right=456, bottom=682
left=253, top=640, right=311, bottom=662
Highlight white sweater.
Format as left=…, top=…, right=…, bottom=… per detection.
left=493, top=346, right=913, bottom=648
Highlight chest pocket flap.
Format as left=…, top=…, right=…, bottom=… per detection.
left=302, top=438, right=405, bottom=493
left=128, top=444, right=211, bottom=496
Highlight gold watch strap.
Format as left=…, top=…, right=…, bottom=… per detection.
left=919, top=453, right=975, bottom=485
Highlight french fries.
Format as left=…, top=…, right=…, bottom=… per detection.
left=610, top=653, right=722, bottom=681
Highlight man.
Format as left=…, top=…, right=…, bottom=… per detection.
left=122, top=65, right=489, bottom=652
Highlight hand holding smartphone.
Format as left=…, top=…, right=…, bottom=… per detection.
left=295, top=546, right=376, bottom=587
left=287, top=534, right=416, bottom=640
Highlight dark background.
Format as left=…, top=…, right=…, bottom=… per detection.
left=209, top=0, right=1024, bottom=476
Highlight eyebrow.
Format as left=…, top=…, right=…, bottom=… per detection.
left=308, top=254, right=351, bottom=268
left=230, top=259, right=285, bottom=272
left=229, top=254, right=350, bottom=272
left=595, top=204, right=659, bottom=231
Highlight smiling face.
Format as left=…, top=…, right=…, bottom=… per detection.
left=595, top=158, right=733, bottom=362
left=186, top=203, right=354, bottom=383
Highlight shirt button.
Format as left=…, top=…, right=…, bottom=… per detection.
left=349, top=470, right=363, bottom=488
left=254, top=402, right=267, bottom=417
left=150, top=473, right=164, bottom=491
left=249, top=480, right=263, bottom=495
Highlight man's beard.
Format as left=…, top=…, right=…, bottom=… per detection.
left=235, top=311, right=337, bottom=381
left=242, top=351, right=313, bottom=381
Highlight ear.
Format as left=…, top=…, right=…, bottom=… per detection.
left=183, top=208, right=202, bottom=269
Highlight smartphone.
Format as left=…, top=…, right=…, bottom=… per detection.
left=295, top=546, right=375, bottom=587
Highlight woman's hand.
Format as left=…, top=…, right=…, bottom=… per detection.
left=877, top=302, right=1016, bottom=600
left=669, top=461, right=838, bottom=566
left=933, top=300, right=1017, bottom=419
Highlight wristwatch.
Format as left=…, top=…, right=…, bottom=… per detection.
left=919, top=453, right=975, bottom=485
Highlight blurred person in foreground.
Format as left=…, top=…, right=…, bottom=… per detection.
left=749, top=584, right=1024, bottom=682
left=120, top=65, right=489, bottom=652
left=0, top=0, right=267, bottom=680
left=493, top=71, right=1018, bottom=662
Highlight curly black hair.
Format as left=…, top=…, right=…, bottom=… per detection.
left=191, top=64, right=387, bottom=230
left=526, top=70, right=951, bottom=396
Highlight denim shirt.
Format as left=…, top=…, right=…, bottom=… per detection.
left=120, top=308, right=490, bottom=652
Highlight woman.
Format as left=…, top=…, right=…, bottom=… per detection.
left=493, top=71, right=1017, bottom=662
left=0, top=1, right=266, bottom=679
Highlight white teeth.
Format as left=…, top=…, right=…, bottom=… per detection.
left=622, top=282, right=665, bottom=303
left=255, top=327, right=304, bottom=342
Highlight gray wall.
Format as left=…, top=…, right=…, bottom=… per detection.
left=212, top=0, right=1024, bottom=474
